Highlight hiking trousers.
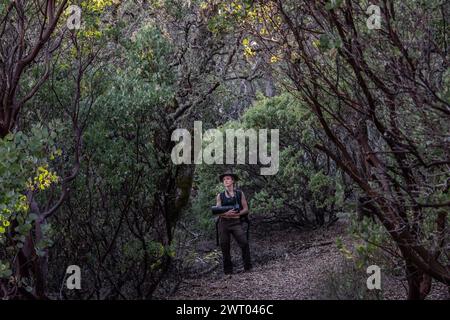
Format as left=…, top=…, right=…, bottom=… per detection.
left=218, top=217, right=252, bottom=274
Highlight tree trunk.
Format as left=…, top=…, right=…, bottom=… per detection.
left=405, top=262, right=432, bottom=300
left=0, top=124, right=10, bottom=139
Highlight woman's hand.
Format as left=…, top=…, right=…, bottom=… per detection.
left=220, top=209, right=240, bottom=219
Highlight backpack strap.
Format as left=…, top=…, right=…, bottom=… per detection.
left=219, top=191, right=225, bottom=205
left=235, top=189, right=250, bottom=241
left=216, top=192, right=225, bottom=246
left=236, top=189, right=241, bottom=208
left=215, top=218, right=220, bottom=246
left=235, top=189, right=242, bottom=209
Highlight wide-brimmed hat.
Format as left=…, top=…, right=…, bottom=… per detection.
left=218, top=171, right=239, bottom=182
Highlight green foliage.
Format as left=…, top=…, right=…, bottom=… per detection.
left=44, top=24, right=182, bottom=298
left=191, top=93, right=344, bottom=230
left=314, top=34, right=342, bottom=53
left=0, top=261, right=12, bottom=278
left=325, top=0, right=343, bottom=11
left=0, top=125, right=60, bottom=278
left=308, top=171, right=335, bottom=209
left=244, top=94, right=342, bottom=226
left=335, top=214, right=393, bottom=272
left=188, top=169, right=225, bottom=235
left=320, top=260, right=382, bottom=300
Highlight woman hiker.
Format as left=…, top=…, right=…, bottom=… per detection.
left=215, top=171, right=252, bottom=275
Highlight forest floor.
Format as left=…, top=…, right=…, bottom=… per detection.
left=165, top=216, right=449, bottom=300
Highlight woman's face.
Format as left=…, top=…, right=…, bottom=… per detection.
left=222, top=176, right=234, bottom=188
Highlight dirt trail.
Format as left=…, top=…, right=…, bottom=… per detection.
left=168, top=217, right=450, bottom=300
left=169, top=220, right=348, bottom=300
